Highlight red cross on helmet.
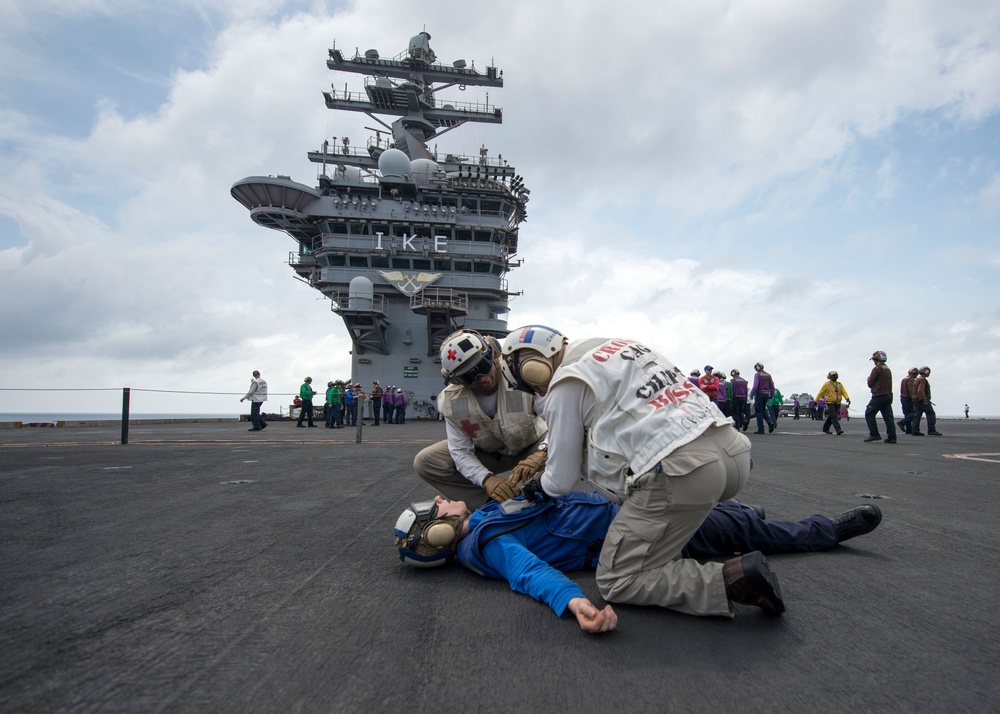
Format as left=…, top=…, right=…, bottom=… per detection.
left=439, top=330, right=496, bottom=386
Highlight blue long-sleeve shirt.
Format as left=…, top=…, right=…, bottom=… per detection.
left=457, top=493, right=616, bottom=617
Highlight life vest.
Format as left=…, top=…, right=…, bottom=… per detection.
left=552, top=338, right=730, bottom=492
left=438, top=382, right=546, bottom=456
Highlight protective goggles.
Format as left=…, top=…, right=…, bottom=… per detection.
left=394, top=500, right=433, bottom=545
left=450, top=346, right=495, bottom=386
left=409, top=499, right=439, bottom=526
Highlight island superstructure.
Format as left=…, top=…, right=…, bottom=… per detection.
left=231, top=31, right=528, bottom=418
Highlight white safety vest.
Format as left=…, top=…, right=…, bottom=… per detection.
left=439, top=382, right=546, bottom=456
left=552, top=338, right=730, bottom=491
left=246, top=378, right=268, bottom=402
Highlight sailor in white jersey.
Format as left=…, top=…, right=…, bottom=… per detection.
left=501, top=325, right=785, bottom=617
left=413, top=330, right=549, bottom=510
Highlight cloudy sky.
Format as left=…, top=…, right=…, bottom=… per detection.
left=2, top=0, right=998, bottom=418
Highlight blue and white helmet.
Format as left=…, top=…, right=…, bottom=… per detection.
left=501, top=325, right=567, bottom=395
left=393, top=499, right=460, bottom=568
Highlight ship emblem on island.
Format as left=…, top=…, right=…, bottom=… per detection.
left=232, top=30, right=528, bottom=419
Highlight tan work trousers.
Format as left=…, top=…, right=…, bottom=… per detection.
left=412, top=438, right=546, bottom=511
left=596, top=425, right=752, bottom=617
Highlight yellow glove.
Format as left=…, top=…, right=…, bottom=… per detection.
left=483, top=474, right=519, bottom=503
left=509, top=450, right=548, bottom=487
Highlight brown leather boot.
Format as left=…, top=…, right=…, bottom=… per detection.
left=723, top=551, right=785, bottom=616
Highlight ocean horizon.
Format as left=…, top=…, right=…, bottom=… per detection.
left=0, top=413, right=240, bottom=422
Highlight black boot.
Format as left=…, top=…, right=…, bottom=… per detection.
left=722, top=551, right=785, bottom=615
left=833, top=505, right=882, bottom=542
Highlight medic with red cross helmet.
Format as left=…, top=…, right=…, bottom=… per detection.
left=412, top=329, right=549, bottom=510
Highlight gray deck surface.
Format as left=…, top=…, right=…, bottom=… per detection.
left=2, top=416, right=998, bottom=713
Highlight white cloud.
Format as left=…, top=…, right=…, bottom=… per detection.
left=2, top=0, right=1000, bottom=417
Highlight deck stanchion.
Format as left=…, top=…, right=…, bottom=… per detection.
left=121, top=387, right=130, bottom=445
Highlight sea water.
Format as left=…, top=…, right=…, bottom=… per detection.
left=0, top=413, right=238, bottom=422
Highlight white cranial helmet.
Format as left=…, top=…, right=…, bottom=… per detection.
left=500, top=325, right=567, bottom=395
left=393, top=499, right=462, bottom=568
left=439, top=331, right=495, bottom=386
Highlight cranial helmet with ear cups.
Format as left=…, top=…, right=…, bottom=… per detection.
left=439, top=330, right=497, bottom=386
left=393, top=499, right=462, bottom=568
left=500, top=325, right=567, bottom=395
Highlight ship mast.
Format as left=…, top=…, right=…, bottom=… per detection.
left=231, top=30, right=529, bottom=419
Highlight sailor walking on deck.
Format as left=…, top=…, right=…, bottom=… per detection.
left=863, top=351, right=896, bottom=444
left=749, top=363, right=776, bottom=434
left=816, top=372, right=850, bottom=435
left=240, top=370, right=268, bottom=432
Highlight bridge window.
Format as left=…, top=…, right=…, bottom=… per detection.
left=454, top=260, right=472, bottom=272
left=349, top=256, right=369, bottom=267
left=392, top=258, right=411, bottom=269
left=327, top=255, right=346, bottom=266
left=474, top=262, right=491, bottom=273
left=434, top=259, right=451, bottom=270
left=412, top=258, right=432, bottom=270
left=474, top=230, right=492, bottom=242
left=371, top=256, right=390, bottom=268
left=455, top=229, right=473, bottom=242
left=328, top=222, right=348, bottom=234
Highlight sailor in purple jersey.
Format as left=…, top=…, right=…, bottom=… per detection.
left=382, top=386, right=395, bottom=424
left=393, top=387, right=409, bottom=424
left=714, top=371, right=731, bottom=417
left=730, top=369, right=749, bottom=432
left=748, top=363, right=775, bottom=434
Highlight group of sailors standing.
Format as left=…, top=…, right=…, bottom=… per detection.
left=239, top=371, right=411, bottom=430
left=297, top=377, right=410, bottom=428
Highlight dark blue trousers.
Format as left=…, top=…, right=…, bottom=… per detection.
left=682, top=501, right=838, bottom=558
left=754, top=393, right=773, bottom=432
left=249, top=401, right=266, bottom=430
